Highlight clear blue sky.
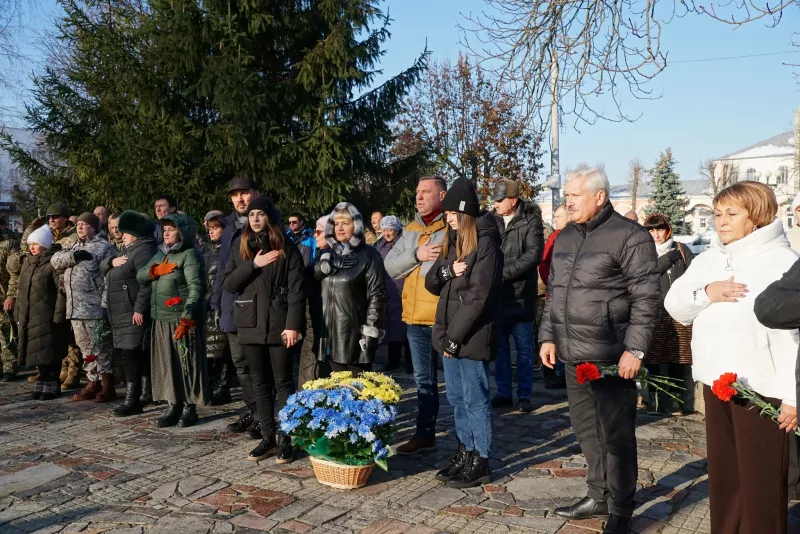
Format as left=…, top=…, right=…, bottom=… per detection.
left=5, top=0, right=799, bottom=186
left=379, top=0, right=800, bottom=184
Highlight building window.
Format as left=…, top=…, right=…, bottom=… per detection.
left=746, top=168, right=757, bottom=181
left=788, top=206, right=795, bottom=229
left=699, top=217, right=707, bottom=229
left=730, top=167, right=739, bottom=183
left=778, top=166, right=789, bottom=185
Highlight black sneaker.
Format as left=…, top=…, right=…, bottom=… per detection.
left=275, top=431, right=294, bottom=464
left=245, top=421, right=263, bottom=440
left=248, top=436, right=277, bottom=461
left=226, top=412, right=254, bottom=433
left=491, top=396, right=513, bottom=409
left=518, top=399, right=533, bottom=413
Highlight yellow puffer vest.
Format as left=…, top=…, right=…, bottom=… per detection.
left=401, top=218, right=447, bottom=325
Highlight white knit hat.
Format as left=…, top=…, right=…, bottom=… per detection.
left=27, top=225, right=53, bottom=250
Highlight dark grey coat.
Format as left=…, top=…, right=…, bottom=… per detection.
left=16, top=246, right=67, bottom=368
left=538, top=202, right=662, bottom=364
left=101, top=237, right=157, bottom=350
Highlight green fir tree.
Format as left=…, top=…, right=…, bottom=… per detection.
left=648, top=148, right=686, bottom=232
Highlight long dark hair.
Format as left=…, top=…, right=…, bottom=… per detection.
left=240, top=215, right=285, bottom=261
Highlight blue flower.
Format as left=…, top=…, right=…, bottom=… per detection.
left=325, top=414, right=352, bottom=438
left=375, top=446, right=389, bottom=460
left=281, top=418, right=301, bottom=434
left=371, top=440, right=384, bottom=453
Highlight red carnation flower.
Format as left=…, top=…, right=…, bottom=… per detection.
left=576, top=363, right=602, bottom=385
left=712, top=372, right=739, bottom=402
left=165, top=297, right=183, bottom=308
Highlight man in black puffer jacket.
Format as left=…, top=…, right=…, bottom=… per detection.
left=491, top=179, right=544, bottom=413
left=539, top=168, right=660, bottom=534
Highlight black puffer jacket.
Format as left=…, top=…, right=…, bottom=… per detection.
left=16, top=246, right=67, bottom=367
left=101, top=237, right=157, bottom=350
left=539, top=202, right=661, bottom=364
left=425, top=212, right=504, bottom=361
left=222, top=235, right=305, bottom=346
left=494, top=200, right=544, bottom=323
left=203, top=239, right=227, bottom=358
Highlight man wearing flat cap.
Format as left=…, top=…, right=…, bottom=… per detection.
left=52, top=212, right=117, bottom=403
left=492, top=179, right=544, bottom=413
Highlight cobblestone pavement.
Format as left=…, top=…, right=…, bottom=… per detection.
left=0, top=363, right=797, bottom=534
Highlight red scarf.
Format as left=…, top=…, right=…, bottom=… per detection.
left=422, top=209, right=441, bottom=227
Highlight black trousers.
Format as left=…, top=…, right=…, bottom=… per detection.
left=230, top=333, right=256, bottom=415
left=329, top=361, right=372, bottom=375
left=37, top=363, right=60, bottom=381
left=120, top=347, right=145, bottom=385
left=242, top=343, right=294, bottom=435
left=565, top=363, right=638, bottom=517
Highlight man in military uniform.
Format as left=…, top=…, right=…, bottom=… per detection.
left=107, top=212, right=124, bottom=251
left=0, top=218, right=20, bottom=381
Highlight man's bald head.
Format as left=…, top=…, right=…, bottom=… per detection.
left=623, top=210, right=638, bottom=222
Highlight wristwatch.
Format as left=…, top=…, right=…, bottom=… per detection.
left=627, top=349, right=645, bottom=360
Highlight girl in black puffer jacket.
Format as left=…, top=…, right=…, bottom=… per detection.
left=17, top=225, right=67, bottom=401
left=425, top=178, right=504, bottom=489
left=203, top=215, right=234, bottom=406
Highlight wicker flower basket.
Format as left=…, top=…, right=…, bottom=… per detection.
left=309, top=456, right=375, bottom=490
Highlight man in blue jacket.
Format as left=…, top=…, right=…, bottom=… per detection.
left=211, top=176, right=262, bottom=439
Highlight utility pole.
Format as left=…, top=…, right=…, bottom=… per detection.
left=547, top=50, right=561, bottom=218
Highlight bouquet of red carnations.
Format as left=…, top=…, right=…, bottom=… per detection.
left=576, top=362, right=685, bottom=409
left=711, top=372, right=799, bottom=436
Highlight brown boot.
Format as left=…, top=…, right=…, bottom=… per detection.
left=95, top=373, right=117, bottom=403
left=61, top=359, right=80, bottom=391
left=27, top=373, right=40, bottom=383
left=72, top=380, right=100, bottom=401
left=58, top=359, right=69, bottom=383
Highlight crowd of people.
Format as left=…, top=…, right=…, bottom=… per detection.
left=5, top=170, right=800, bottom=533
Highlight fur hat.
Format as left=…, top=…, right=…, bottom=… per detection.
left=442, top=178, right=480, bottom=217
left=77, top=212, right=100, bottom=232
left=325, top=202, right=364, bottom=255
left=27, top=225, right=52, bottom=250
left=118, top=210, right=156, bottom=239
left=380, top=215, right=402, bottom=231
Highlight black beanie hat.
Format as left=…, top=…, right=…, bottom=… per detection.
left=441, top=178, right=480, bottom=217
left=118, top=210, right=156, bottom=238
left=246, top=196, right=279, bottom=225
left=77, top=212, right=100, bottom=232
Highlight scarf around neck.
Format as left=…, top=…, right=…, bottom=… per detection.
left=656, top=238, right=674, bottom=257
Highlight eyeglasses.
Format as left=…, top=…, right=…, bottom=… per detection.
left=315, top=230, right=324, bottom=235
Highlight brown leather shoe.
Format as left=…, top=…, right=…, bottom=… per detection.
left=95, top=373, right=117, bottom=403
left=395, top=438, right=437, bottom=456
left=72, top=380, right=100, bottom=402
left=58, top=359, right=69, bottom=383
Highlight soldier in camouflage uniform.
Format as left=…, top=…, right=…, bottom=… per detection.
left=107, top=213, right=124, bottom=252
left=0, top=218, right=20, bottom=381
left=52, top=212, right=116, bottom=402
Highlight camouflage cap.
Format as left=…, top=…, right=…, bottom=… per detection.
left=45, top=203, right=69, bottom=218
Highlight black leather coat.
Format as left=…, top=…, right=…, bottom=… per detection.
left=425, top=212, right=504, bottom=362
left=314, top=244, right=387, bottom=365
left=538, top=202, right=661, bottom=364
left=101, top=237, right=157, bottom=350
left=202, top=239, right=227, bottom=358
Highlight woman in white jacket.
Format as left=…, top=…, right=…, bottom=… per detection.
left=664, top=181, right=798, bottom=534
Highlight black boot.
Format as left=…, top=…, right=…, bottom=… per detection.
left=210, top=386, right=232, bottom=406
left=554, top=496, right=609, bottom=520
left=156, top=403, right=183, bottom=428
left=177, top=404, right=198, bottom=428
left=245, top=420, right=263, bottom=440
left=31, top=381, right=43, bottom=400
left=446, top=452, right=492, bottom=488
left=603, top=514, right=632, bottom=534
left=275, top=431, right=294, bottom=464
left=226, top=411, right=254, bottom=433
left=435, top=441, right=468, bottom=481
left=113, top=382, right=143, bottom=417
left=248, top=435, right=277, bottom=461
left=140, top=376, right=153, bottom=406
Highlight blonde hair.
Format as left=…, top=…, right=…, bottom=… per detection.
left=441, top=213, right=478, bottom=261
left=713, top=181, right=777, bottom=229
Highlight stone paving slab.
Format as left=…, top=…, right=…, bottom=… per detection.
left=0, top=357, right=776, bottom=534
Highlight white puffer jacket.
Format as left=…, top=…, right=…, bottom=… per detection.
left=664, top=218, right=799, bottom=405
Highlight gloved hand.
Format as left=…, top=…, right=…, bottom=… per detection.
left=330, top=253, right=359, bottom=271
left=174, top=318, right=196, bottom=340
left=148, top=257, right=178, bottom=280
left=73, top=250, right=94, bottom=263
left=439, top=262, right=455, bottom=282
left=444, top=339, right=461, bottom=358
left=359, top=336, right=380, bottom=354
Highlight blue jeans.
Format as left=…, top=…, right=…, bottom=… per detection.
left=495, top=322, right=535, bottom=400
left=443, top=356, right=493, bottom=457
left=407, top=325, right=440, bottom=440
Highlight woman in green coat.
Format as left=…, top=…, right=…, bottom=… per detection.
left=137, top=213, right=208, bottom=427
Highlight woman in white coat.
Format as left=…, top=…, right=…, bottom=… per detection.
left=664, top=181, right=798, bottom=534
